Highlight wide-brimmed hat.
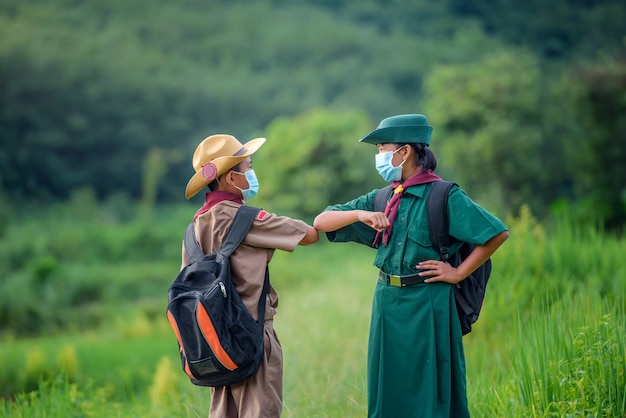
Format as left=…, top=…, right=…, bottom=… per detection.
left=185, top=134, right=266, bottom=199
left=359, top=114, right=433, bottom=145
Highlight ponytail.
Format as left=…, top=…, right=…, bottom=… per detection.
left=406, top=143, right=437, bottom=172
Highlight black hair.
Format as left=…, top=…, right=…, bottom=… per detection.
left=397, top=143, right=437, bottom=171
left=208, top=179, right=219, bottom=191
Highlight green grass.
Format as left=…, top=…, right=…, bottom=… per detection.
left=1, top=204, right=625, bottom=417
left=466, top=293, right=626, bottom=417
left=1, top=243, right=377, bottom=418
left=512, top=295, right=626, bottom=417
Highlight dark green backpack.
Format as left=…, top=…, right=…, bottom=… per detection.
left=374, top=181, right=492, bottom=335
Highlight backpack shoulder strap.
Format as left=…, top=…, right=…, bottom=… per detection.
left=426, top=180, right=455, bottom=261
left=222, top=205, right=269, bottom=325
left=183, top=223, right=204, bottom=264
left=217, top=205, right=261, bottom=261
left=373, top=185, right=393, bottom=213
left=183, top=205, right=261, bottom=263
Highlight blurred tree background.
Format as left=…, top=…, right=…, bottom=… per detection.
left=1, top=0, right=625, bottom=227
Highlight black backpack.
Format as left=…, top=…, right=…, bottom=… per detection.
left=166, top=205, right=269, bottom=386
left=374, top=181, right=492, bottom=335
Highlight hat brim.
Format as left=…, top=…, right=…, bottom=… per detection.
left=185, top=137, right=266, bottom=199
left=359, top=126, right=432, bottom=145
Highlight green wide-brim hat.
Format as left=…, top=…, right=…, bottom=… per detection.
left=359, top=114, right=433, bottom=145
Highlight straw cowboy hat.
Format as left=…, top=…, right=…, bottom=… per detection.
left=359, top=114, right=433, bottom=145
left=185, top=134, right=266, bottom=199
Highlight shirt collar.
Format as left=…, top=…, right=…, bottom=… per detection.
left=402, top=182, right=428, bottom=198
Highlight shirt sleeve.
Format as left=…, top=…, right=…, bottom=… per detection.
left=243, top=210, right=309, bottom=252
left=323, top=189, right=379, bottom=248
left=447, top=185, right=508, bottom=245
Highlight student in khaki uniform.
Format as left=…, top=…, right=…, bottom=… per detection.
left=183, top=134, right=319, bottom=418
left=313, top=114, right=509, bottom=418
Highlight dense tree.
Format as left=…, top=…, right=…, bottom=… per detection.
left=423, top=49, right=626, bottom=227
left=446, top=0, right=626, bottom=59
left=0, top=0, right=503, bottom=204
left=422, top=50, right=584, bottom=218
left=572, top=60, right=626, bottom=228
left=0, top=0, right=625, bottom=227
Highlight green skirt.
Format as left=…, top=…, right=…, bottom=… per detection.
left=367, top=280, right=469, bottom=418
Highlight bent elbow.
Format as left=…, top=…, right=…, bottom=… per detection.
left=299, top=227, right=319, bottom=246
left=495, top=230, right=510, bottom=247
left=312, top=215, right=324, bottom=231
left=313, top=211, right=338, bottom=232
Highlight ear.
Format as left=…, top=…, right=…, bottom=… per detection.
left=224, top=170, right=234, bottom=185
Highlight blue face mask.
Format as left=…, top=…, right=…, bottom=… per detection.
left=375, top=147, right=406, bottom=182
left=232, top=169, right=259, bottom=202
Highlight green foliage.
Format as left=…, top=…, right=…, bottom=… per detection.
left=1, top=378, right=123, bottom=418
left=0, top=0, right=504, bottom=206
left=466, top=295, right=626, bottom=417
left=148, top=357, right=181, bottom=412
left=573, top=60, right=626, bottom=228
left=512, top=296, right=625, bottom=417
left=1, top=220, right=625, bottom=416
left=141, top=147, right=184, bottom=218
left=254, top=108, right=386, bottom=222
left=423, top=50, right=589, bottom=219
left=445, top=0, right=626, bottom=59
left=0, top=200, right=193, bottom=336
left=0, top=340, right=78, bottom=399
left=1, top=0, right=624, bottom=226
left=0, top=1, right=213, bottom=202
left=476, top=205, right=626, bottom=339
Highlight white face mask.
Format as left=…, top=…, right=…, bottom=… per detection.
left=231, top=169, right=259, bottom=202
left=375, top=147, right=406, bottom=182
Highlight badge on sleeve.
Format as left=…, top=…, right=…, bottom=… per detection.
left=257, top=210, right=269, bottom=221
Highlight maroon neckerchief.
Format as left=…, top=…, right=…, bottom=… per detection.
left=194, top=191, right=243, bottom=220
left=373, top=170, right=442, bottom=247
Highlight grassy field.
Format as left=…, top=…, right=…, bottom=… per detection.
left=1, top=203, right=624, bottom=417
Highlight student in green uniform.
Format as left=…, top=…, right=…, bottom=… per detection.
left=313, top=114, right=509, bottom=418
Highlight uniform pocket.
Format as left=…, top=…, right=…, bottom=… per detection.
left=406, top=224, right=440, bottom=266
left=407, top=224, right=432, bottom=249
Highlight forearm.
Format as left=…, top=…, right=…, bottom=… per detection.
left=313, top=210, right=363, bottom=232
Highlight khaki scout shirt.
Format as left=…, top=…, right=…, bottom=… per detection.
left=181, top=201, right=309, bottom=321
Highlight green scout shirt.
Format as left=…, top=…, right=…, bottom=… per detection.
left=325, top=182, right=507, bottom=274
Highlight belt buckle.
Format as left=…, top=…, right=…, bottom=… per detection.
left=388, top=275, right=402, bottom=287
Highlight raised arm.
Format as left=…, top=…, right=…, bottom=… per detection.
left=313, top=210, right=390, bottom=232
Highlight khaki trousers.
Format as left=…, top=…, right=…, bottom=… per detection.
left=209, top=320, right=283, bottom=418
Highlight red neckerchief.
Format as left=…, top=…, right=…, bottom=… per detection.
left=373, top=170, right=442, bottom=247
left=194, top=191, right=243, bottom=220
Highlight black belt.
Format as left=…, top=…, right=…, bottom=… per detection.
left=378, top=271, right=427, bottom=287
